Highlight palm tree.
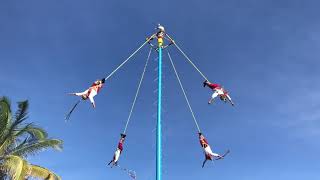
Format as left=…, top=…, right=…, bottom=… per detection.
left=0, top=97, right=63, bottom=180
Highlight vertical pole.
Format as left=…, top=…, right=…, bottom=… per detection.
left=157, top=41, right=163, bottom=180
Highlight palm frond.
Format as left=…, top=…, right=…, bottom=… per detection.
left=15, top=124, right=48, bottom=140
left=26, top=126, right=48, bottom=140
left=0, top=128, right=16, bottom=156
left=0, top=155, right=24, bottom=180
left=11, top=124, right=49, bottom=153
left=0, top=101, right=31, bottom=154
left=8, top=124, right=48, bottom=153
left=14, top=100, right=29, bottom=125
left=11, top=139, right=63, bottom=157
left=18, top=159, right=30, bottom=180
left=0, top=97, right=12, bottom=140
left=0, top=98, right=63, bottom=180
left=27, top=164, right=61, bottom=180
left=0, top=122, right=27, bottom=155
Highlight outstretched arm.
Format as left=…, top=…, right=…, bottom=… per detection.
left=88, top=95, right=96, bottom=108
left=215, top=149, right=230, bottom=160
left=202, top=159, right=208, bottom=168
left=215, top=155, right=224, bottom=160
left=69, top=90, right=89, bottom=96
left=108, top=160, right=113, bottom=166
left=226, top=94, right=235, bottom=106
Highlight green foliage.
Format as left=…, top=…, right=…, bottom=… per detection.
left=0, top=97, right=11, bottom=146
left=0, top=97, right=63, bottom=180
left=28, top=164, right=61, bottom=180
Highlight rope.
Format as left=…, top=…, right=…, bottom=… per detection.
left=123, top=47, right=152, bottom=134
left=166, top=34, right=208, bottom=81
left=109, top=164, right=137, bottom=179
left=65, top=100, right=81, bottom=121
left=105, top=34, right=155, bottom=81
left=167, top=50, right=201, bottom=133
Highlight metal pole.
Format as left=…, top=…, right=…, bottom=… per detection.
left=156, top=41, right=163, bottom=180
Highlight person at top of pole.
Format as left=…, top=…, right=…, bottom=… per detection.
left=69, top=78, right=105, bottom=108
left=203, top=80, right=235, bottom=106
left=199, top=133, right=229, bottom=168
left=156, top=24, right=165, bottom=47
left=147, top=24, right=174, bottom=49
left=108, top=133, right=127, bottom=167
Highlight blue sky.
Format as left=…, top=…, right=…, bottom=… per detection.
left=1, top=0, right=320, bottom=179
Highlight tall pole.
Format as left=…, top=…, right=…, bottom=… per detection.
left=157, top=38, right=163, bottom=180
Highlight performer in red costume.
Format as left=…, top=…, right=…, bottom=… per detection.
left=199, top=133, right=229, bottom=168
left=203, top=80, right=234, bottom=106
left=69, top=79, right=105, bottom=108
left=108, top=134, right=127, bottom=167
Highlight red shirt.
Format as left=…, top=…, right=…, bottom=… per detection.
left=118, top=142, right=123, bottom=152
left=199, top=138, right=209, bottom=148
left=207, top=83, right=221, bottom=90
left=90, top=83, right=103, bottom=93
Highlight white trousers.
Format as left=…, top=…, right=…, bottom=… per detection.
left=211, top=89, right=224, bottom=99
left=204, top=146, right=220, bottom=158
left=211, top=89, right=232, bottom=102
left=75, top=89, right=97, bottom=105
left=113, top=149, right=121, bottom=163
